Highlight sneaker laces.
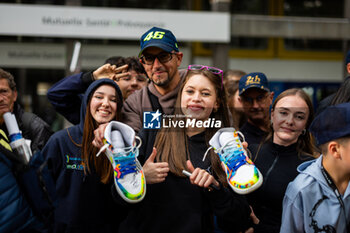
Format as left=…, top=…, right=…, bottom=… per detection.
left=114, top=152, right=138, bottom=179
left=218, top=131, right=247, bottom=171
left=202, top=146, right=213, bottom=162
left=96, top=135, right=142, bottom=157
left=97, top=136, right=142, bottom=179
left=220, top=146, right=247, bottom=173
left=202, top=131, right=246, bottom=172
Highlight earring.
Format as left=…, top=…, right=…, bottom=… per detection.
left=302, top=129, right=306, bottom=135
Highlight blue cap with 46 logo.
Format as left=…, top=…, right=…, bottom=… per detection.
left=139, top=27, right=179, bottom=57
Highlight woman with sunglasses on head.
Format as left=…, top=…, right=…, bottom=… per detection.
left=115, top=65, right=252, bottom=233
left=245, top=88, right=318, bottom=233
left=42, top=79, right=126, bottom=233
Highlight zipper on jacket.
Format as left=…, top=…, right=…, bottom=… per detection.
left=263, top=155, right=279, bottom=185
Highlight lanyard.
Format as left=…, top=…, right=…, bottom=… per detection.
left=320, top=165, right=349, bottom=232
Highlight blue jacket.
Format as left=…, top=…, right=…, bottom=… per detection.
left=42, top=79, right=124, bottom=233
left=280, top=155, right=350, bottom=233
left=0, top=148, right=43, bottom=233
left=47, top=72, right=93, bottom=125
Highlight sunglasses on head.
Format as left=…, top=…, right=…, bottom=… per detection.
left=187, top=64, right=224, bottom=89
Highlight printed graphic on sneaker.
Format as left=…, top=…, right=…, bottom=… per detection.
left=204, top=127, right=263, bottom=194
left=97, top=121, right=146, bottom=203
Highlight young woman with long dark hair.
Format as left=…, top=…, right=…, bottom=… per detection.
left=117, top=65, right=252, bottom=233
left=42, top=79, right=124, bottom=233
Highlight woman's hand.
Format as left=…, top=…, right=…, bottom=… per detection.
left=143, top=147, right=169, bottom=184
left=92, top=123, right=108, bottom=149
left=241, top=206, right=260, bottom=233
left=186, top=160, right=220, bottom=190
left=249, top=206, right=259, bottom=225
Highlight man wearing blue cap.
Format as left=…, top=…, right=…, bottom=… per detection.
left=90, top=27, right=186, bottom=185
left=46, top=27, right=185, bottom=131
left=122, top=27, right=185, bottom=132
left=238, top=72, right=274, bottom=145
left=280, top=102, right=350, bottom=233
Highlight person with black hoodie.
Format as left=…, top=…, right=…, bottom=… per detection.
left=114, top=66, right=252, bottom=233
left=246, top=88, right=318, bottom=233
left=42, top=79, right=124, bottom=233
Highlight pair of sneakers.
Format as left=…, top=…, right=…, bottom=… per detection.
left=98, top=122, right=261, bottom=200
left=97, top=121, right=146, bottom=203
left=204, top=128, right=263, bottom=194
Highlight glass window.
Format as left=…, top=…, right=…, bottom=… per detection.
left=284, top=0, right=344, bottom=17
left=284, top=39, right=342, bottom=52
left=282, top=0, right=344, bottom=54
left=199, top=0, right=269, bottom=14
left=230, top=37, right=269, bottom=50
left=231, top=0, right=270, bottom=14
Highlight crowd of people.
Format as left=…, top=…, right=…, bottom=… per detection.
left=1, top=26, right=350, bottom=233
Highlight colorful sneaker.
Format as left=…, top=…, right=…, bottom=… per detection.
left=97, top=121, right=146, bottom=203
left=203, top=128, right=262, bottom=194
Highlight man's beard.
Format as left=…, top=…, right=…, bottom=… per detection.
left=152, top=73, right=172, bottom=87
left=250, top=117, right=266, bottom=126
left=248, top=111, right=269, bottom=128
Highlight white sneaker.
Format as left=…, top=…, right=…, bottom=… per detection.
left=97, top=121, right=146, bottom=203
left=204, top=128, right=262, bottom=194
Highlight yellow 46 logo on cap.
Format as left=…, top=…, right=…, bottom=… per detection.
left=144, top=31, right=165, bottom=41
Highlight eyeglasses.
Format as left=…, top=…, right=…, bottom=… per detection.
left=241, top=93, right=269, bottom=105
left=140, top=52, right=176, bottom=65
left=187, top=64, right=224, bottom=89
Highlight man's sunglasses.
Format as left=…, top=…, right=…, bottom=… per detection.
left=240, top=93, right=269, bottom=105
left=140, top=52, right=176, bottom=65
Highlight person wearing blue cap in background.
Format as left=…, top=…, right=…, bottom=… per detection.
left=280, top=102, right=350, bottom=233
left=238, top=72, right=274, bottom=145
left=316, top=50, right=350, bottom=115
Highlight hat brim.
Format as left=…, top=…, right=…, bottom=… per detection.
left=139, top=42, right=175, bottom=57
left=239, top=85, right=270, bottom=95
